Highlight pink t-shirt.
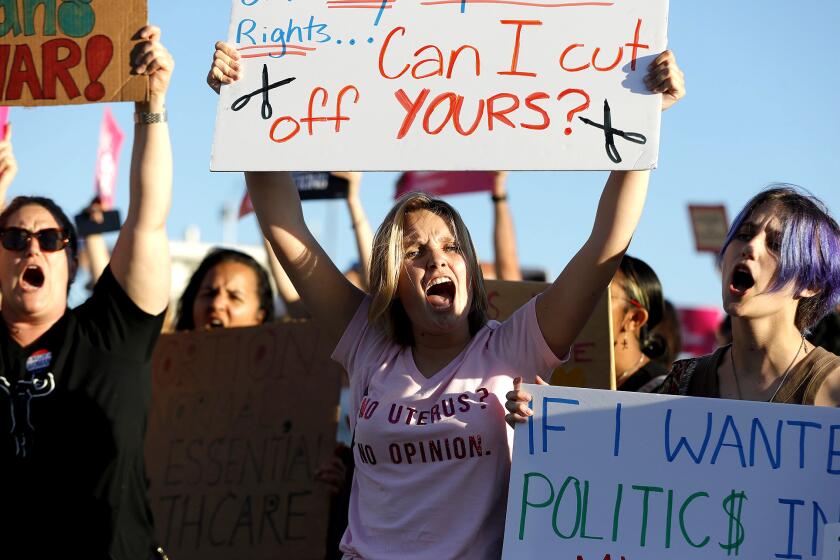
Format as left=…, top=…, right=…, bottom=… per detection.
left=332, top=296, right=563, bottom=559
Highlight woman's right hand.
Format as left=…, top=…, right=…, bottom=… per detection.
left=314, top=448, right=349, bottom=495
left=207, top=41, right=242, bottom=94
left=504, top=375, right=548, bottom=427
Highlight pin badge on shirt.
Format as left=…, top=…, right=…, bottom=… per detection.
left=25, top=350, right=52, bottom=377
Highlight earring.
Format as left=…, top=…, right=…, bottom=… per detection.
left=622, top=337, right=628, bottom=350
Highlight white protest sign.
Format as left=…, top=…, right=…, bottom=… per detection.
left=503, top=385, right=840, bottom=559
left=211, top=0, right=668, bottom=171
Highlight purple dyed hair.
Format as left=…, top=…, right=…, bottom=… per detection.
left=720, top=184, right=840, bottom=331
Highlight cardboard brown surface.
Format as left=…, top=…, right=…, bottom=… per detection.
left=484, top=279, right=614, bottom=390
left=688, top=204, right=730, bottom=253
left=146, top=321, right=342, bottom=560
left=0, top=0, right=148, bottom=106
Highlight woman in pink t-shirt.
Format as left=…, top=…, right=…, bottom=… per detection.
left=208, top=45, right=684, bottom=559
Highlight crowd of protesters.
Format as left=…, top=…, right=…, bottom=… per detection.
left=0, top=21, right=837, bottom=560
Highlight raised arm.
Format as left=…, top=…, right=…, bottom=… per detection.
left=211, top=42, right=363, bottom=339
left=491, top=171, right=522, bottom=281
left=536, top=170, right=648, bottom=356
left=339, top=172, right=372, bottom=291
left=246, top=171, right=363, bottom=339
left=80, top=198, right=111, bottom=284
left=110, top=26, right=173, bottom=315
left=262, top=236, right=309, bottom=319
left=535, top=51, right=685, bottom=358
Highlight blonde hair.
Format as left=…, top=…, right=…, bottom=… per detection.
left=368, top=192, right=488, bottom=346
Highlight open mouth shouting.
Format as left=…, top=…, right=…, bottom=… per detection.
left=20, top=265, right=45, bottom=291
left=425, top=276, right=456, bottom=309
left=204, top=315, right=226, bottom=329
left=729, top=264, right=756, bottom=297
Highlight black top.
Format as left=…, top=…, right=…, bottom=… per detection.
left=809, top=311, right=840, bottom=355
left=619, top=360, right=669, bottom=393
left=0, top=266, right=164, bottom=559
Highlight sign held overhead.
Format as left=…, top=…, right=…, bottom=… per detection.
left=0, top=0, right=148, bottom=106
left=212, top=0, right=669, bottom=171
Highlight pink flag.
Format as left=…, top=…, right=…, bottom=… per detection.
left=0, top=107, right=9, bottom=138
left=239, top=190, right=254, bottom=219
left=678, top=307, right=723, bottom=356
left=94, top=108, right=124, bottom=210
left=0, top=107, right=9, bottom=183
left=395, top=172, right=496, bottom=199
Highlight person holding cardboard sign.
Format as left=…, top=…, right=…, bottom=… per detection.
left=208, top=43, right=683, bottom=559
left=0, top=25, right=174, bottom=560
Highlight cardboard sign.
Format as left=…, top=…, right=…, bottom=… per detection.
left=146, top=321, right=343, bottom=560
left=504, top=385, right=840, bottom=559
left=484, top=280, right=614, bottom=389
left=395, top=171, right=496, bottom=198
left=0, top=0, right=147, bottom=106
left=689, top=204, right=730, bottom=253
left=211, top=0, right=668, bottom=171
left=822, top=523, right=840, bottom=560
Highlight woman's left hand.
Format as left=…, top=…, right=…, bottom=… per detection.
left=504, top=375, right=548, bottom=427
left=644, top=50, right=685, bottom=111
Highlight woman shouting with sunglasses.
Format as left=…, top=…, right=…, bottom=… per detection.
left=0, top=26, right=174, bottom=560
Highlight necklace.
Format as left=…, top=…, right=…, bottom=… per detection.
left=617, top=353, right=645, bottom=387
left=729, top=336, right=806, bottom=402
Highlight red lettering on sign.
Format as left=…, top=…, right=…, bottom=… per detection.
left=521, top=92, right=550, bottom=130
left=498, top=19, right=542, bottom=78
left=379, top=26, right=409, bottom=79
left=487, top=93, right=519, bottom=131
left=42, top=38, right=81, bottom=99
left=5, top=45, right=42, bottom=101
left=560, top=44, right=589, bottom=72
left=395, top=88, right=431, bottom=139
left=573, top=342, right=595, bottom=363
left=625, top=18, right=649, bottom=71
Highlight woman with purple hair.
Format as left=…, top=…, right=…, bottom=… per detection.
left=506, top=186, right=839, bottom=428
left=658, top=186, right=840, bottom=405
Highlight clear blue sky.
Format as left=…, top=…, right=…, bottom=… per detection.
left=6, top=1, right=839, bottom=309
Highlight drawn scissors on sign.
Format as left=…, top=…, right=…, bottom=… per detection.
left=231, top=64, right=296, bottom=120
left=579, top=99, right=647, bottom=164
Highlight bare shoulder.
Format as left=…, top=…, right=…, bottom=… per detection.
left=813, top=362, right=840, bottom=407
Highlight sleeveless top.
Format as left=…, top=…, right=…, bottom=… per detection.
left=659, top=344, right=840, bottom=405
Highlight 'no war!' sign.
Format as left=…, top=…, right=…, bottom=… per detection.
left=211, top=0, right=668, bottom=171
left=0, top=0, right=148, bottom=106
left=503, top=386, right=840, bottom=559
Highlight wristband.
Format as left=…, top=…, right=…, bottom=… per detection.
left=134, top=110, right=167, bottom=125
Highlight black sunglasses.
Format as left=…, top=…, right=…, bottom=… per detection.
left=0, top=227, right=69, bottom=252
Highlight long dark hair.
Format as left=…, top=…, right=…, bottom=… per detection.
left=0, top=196, right=79, bottom=290
left=619, top=255, right=666, bottom=360
left=175, top=248, right=274, bottom=331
